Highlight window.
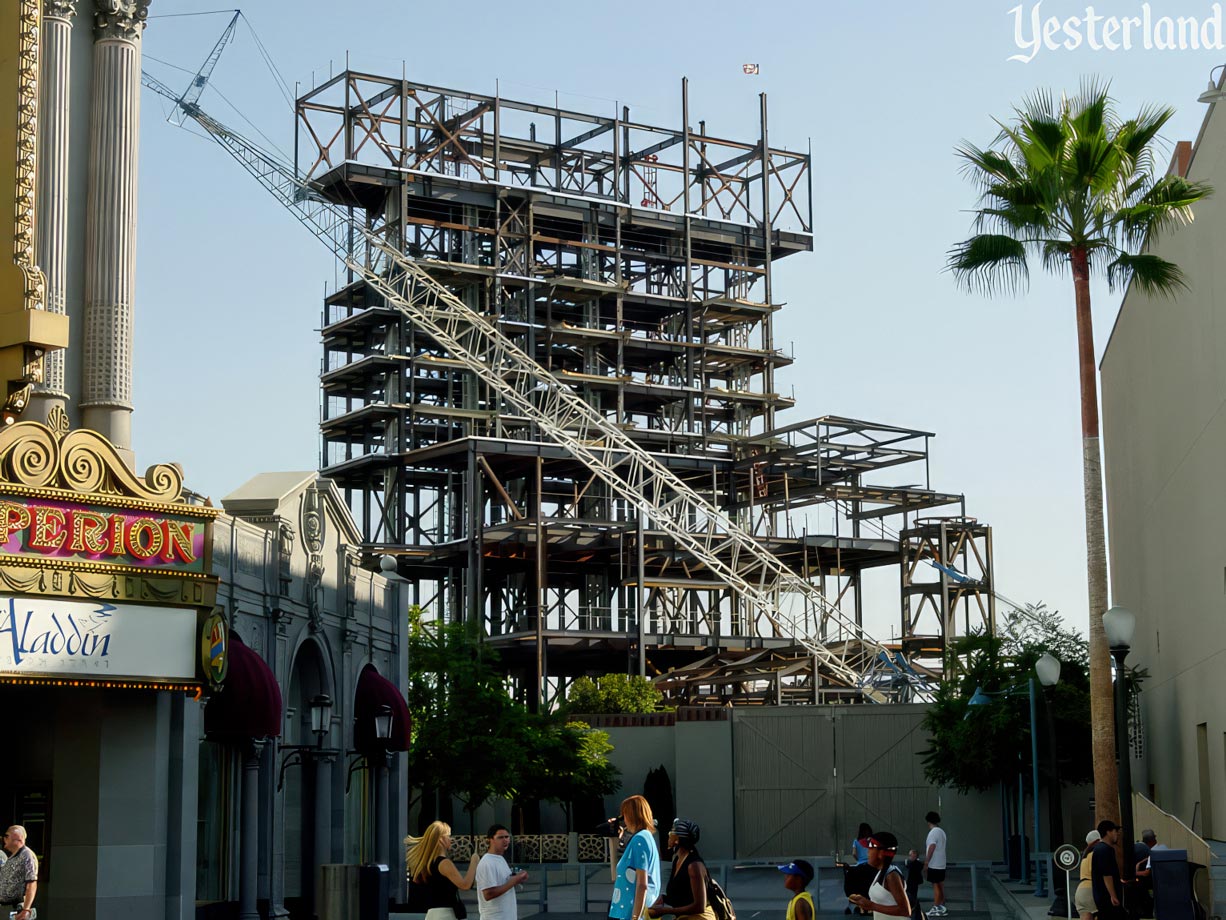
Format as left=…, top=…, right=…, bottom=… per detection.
left=196, top=740, right=236, bottom=902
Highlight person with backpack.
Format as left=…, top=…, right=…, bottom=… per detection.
left=847, top=832, right=911, bottom=920
left=648, top=818, right=714, bottom=920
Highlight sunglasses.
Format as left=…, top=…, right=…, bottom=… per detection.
left=867, top=842, right=897, bottom=851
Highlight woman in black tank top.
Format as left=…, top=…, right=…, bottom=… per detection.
left=407, top=820, right=479, bottom=920
left=648, top=818, right=715, bottom=920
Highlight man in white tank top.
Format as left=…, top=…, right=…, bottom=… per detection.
left=923, top=812, right=948, bottom=917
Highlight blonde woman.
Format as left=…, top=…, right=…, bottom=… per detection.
left=407, top=821, right=479, bottom=920
left=608, top=795, right=661, bottom=920
left=1073, top=830, right=1101, bottom=920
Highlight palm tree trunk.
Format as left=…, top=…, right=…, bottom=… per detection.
left=1071, top=246, right=1119, bottom=823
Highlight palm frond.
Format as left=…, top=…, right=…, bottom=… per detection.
left=1116, top=104, right=1175, bottom=165
left=1068, top=81, right=1111, bottom=138
left=1106, top=252, right=1187, bottom=295
left=947, top=234, right=1030, bottom=295
left=955, top=142, right=1020, bottom=187
left=952, top=83, right=1211, bottom=299
left=1073, top=77, right=1116, bottom=123
left=1113, top=176, right=1213, bottom=247
left=1039, top=240, right=1072, bottom=276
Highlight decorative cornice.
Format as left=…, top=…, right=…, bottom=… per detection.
left=44, top=0, right=78, bottom=21
left=0, top=420, right=191, bottom=504
left=0, top=560, right=217, bottom=607
left=93, top=0, right=149, bottom=42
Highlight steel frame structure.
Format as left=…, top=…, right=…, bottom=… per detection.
left=141, top=66, right=993, bottom=707
left=899, top=516, right=996, bottom=675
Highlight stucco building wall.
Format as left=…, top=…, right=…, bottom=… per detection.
left=1101, top=96, right=1226, bottom=837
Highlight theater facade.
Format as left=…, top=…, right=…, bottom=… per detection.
left=0, top=421, right=407, bottom=919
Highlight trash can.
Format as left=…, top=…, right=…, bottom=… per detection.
left=318, top=864, right=360, bottom=920
left=360, top=863, right=390, bottom=920
left=1151, top=849, right=1194, bottom=920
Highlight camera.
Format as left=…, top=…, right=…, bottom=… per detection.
left=594, top=817, right=625, bottom=838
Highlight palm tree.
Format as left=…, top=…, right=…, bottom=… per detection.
left=947, top=83, right=1211, bottom=822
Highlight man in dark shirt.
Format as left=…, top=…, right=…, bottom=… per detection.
left=1133, top=830, right=1162, bottom=918
left=1091, top=819, right=1123, bottom=920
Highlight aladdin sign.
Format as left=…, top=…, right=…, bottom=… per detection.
left=0, top=420, right=223, bottom=691
left=0, top=497, right=205, bottom=572
left=0, top=596, right=197, bottom=681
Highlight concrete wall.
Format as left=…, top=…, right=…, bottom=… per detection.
left=7, top=688, right=194, bottom=920
left=417, top=705, right=1091, bottom=866
left=1101, top=96, right=1226, bottom=839
left=592, top=707, right=1006, bottom=861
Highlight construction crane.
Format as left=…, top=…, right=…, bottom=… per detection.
left=163, top=11, right=241, bottom=127
left=139, top=62, right=919, bottom=703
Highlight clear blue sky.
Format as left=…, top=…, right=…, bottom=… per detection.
left=134, top=0, right=1225, bottom=639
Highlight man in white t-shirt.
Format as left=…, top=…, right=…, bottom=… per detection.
left=476, top=824, right=529, bottom=920
left=923, top=811, right=948, bottom=917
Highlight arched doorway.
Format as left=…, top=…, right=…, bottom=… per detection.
left=284, top=637, right=333, bottom=918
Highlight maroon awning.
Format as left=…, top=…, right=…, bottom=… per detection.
left=204, top=634, right=283, bottom=740
left=353, top=663, right=411, bottom=753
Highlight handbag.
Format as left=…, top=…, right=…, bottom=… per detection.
left=706, top=877, right=736, bottom=920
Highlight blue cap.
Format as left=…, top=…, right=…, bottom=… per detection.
left=778, top=860, right=814, bottom=883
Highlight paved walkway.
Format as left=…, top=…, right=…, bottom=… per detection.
left=393, top=862, right=1026, bottom=920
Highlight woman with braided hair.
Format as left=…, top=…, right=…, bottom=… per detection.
left=647, top=818, right=715, bottom=920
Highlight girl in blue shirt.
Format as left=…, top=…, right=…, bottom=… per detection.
left=608, top=795, right=661, bottom=920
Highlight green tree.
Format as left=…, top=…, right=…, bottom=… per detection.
left=515, top=720, right=620, bottom=830
left=407, top=609, right=620, bottom=830
left=406, top=608, right=526, bottom=824
left=921, top=617, right=1093, bottom=794
left=923, top=602, right=1151, bottom=803
left=947, top=84, right=1212, bottom=818
left=1001, top=602, right=1088, bottom=668
left=565, top=674, right=663, bottom=714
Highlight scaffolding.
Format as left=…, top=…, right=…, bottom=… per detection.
left=285, top=72, right=991, bottom=706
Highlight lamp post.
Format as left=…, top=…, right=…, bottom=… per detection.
left=373, top=703, right=393, bottom=866
left=1198, top=64, right=1226, bottom=102
left=1036, top=652, right=1066, bottom=914
left=310, top=694, right=333, bottom=746
left=1103, top=606, right=1137, bottom=886
left=1029, top=677, right=1047, bottom=896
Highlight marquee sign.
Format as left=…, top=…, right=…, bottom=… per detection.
left=0, top=420, right=222, bottom=692
left=0, top=595, right=198, bottom=683
left=0, top=497, right=206, bottom=572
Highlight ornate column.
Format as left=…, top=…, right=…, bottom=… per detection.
left=81, top=0, right=149, bottom=456
left=32, top=0, right=76, bottom=421
left=311, top=750, right=336, bottom=911
left=239, top=740, right=266, bottom=920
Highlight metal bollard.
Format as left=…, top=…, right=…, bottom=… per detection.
left=971, top=864, right=978, bottom=910
left=580, top=865, right=589, bottom=913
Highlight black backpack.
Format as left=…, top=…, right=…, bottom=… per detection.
left=707, top=877, right=736, bottom=920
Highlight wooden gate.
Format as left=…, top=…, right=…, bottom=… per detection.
left=732, top=705, right=932, bottom=857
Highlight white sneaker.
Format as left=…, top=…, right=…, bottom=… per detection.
left=929, top=905, right=947, bottom=916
